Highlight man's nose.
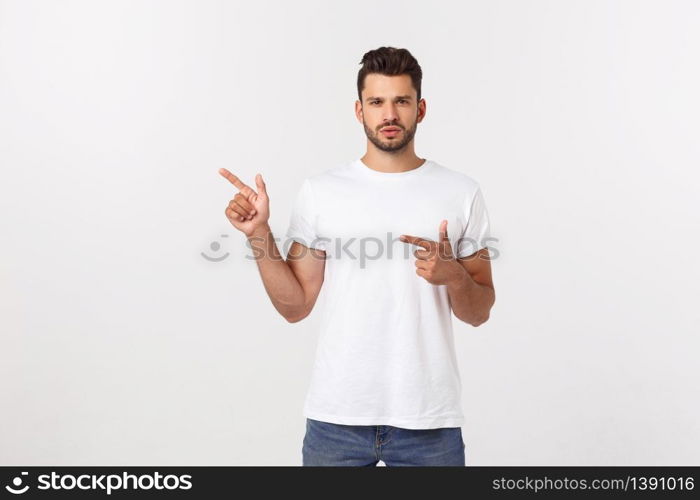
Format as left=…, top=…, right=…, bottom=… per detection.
left=382, top=103, right=399, bottom=123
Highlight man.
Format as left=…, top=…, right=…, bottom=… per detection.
left=218, top=46, right=495, bottom=466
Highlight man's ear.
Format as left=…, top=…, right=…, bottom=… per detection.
left=417, top=98, right=426, bottom=123
left=355, top=100, right=363, bottom=123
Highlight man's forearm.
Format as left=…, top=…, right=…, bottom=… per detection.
left=246, top=223, right=307, bottom=321
left=446, top=263, right=495, bottom=327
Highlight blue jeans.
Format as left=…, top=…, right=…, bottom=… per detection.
left=302, top=418, right=466, bottom=466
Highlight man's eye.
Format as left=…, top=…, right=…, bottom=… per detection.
left=370, top=100, right=408, bottom=104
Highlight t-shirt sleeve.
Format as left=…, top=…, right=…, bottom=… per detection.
left=456, top=186, right=491, bottom=259
left=285, top=178, right=327, bottom=251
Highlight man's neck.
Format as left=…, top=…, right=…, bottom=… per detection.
left=360, top=152, right=425, bottom=174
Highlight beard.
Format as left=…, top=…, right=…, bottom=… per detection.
left=362, top=119, right=417, bottom=153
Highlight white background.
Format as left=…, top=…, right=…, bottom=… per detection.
left=1, top=0, right=698, bottom=465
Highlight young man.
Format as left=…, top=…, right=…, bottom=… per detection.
left=218, top=46, right=495, bottom=466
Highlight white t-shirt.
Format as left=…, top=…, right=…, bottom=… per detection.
left=284, top=157, right=491, bottom=429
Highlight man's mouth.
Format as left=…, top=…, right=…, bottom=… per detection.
left=381, top=127, right=401, bottom=136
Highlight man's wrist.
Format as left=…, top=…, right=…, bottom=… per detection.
left=247, top=222, right=271, bottom=240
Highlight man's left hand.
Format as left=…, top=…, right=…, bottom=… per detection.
left=399, top=220, right=466, bottom=286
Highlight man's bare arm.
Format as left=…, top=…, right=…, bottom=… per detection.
left=218, top=168, right=325, bottom=323
left=400, top=221, right=495, bottom=328
left=247, top=223, right=325, bottom=322
left=447, top=248, right=495, bottom=327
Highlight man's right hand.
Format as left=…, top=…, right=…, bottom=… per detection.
left=218, top=168, right=270, bottom=237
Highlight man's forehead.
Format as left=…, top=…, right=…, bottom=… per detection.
left=362, top=74, right=416, bottom=99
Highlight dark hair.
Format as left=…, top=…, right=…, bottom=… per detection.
left=357, top=46, right=423, bottom=103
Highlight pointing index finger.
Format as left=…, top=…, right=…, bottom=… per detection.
left=218, top=168, right=249, bottom=191
left=399, top=234, right=432, bottom=250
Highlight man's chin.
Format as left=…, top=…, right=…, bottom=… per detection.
left=375, top=137, right=406, bottom=150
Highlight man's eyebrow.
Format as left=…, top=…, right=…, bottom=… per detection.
left=365, top=95, right=413, bottom=101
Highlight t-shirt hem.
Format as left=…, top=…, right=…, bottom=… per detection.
left=285, top=233, right=327, bottom=251
left=303, top=409, right=464, bottom=430
left=456, top=242, right=488, bottom=260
